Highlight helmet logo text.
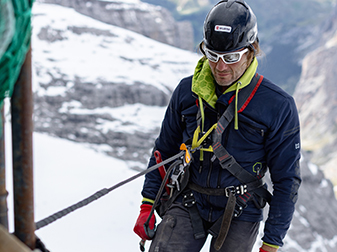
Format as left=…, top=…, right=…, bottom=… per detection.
left=215, top=25, right=232, bottom=33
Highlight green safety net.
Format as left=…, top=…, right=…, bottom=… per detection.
left=0, top=0, right=34, bottom=108
left=0, top=0, right=15, bottom=59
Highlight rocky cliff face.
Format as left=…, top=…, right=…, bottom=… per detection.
left=277, top=152, right=337, bottom=251
left=39, top=0, right=194, bottom=51
left=293, top=3, right=337, bottom=189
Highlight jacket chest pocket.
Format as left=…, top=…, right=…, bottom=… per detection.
left=237, top=119, right=267, bottom=145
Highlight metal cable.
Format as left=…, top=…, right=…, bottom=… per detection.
left=35, top=150, right=186, bottom=230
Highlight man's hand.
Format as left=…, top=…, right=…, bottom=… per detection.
left=133, top=204, right=156, bottom=240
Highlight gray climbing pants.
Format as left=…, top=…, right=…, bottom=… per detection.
left=149, top=202, right=260, bottom=252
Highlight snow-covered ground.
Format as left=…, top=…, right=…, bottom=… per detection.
left=4, top=112, right=144, bottom=251
left=32, top=2, right=199, bottom=97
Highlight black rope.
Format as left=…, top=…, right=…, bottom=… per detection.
left=36, top=236, right=50, bottom=252
left=35, top=150, right=186, bottom=231
left=144, top=159, right=182, bottom=238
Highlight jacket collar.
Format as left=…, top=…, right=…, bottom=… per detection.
left=192, top=57, right=258, bottom=108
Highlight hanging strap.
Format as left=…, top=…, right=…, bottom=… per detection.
left=213, top=190, right=236, bottom=251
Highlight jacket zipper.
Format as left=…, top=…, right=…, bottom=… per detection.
left=195, top=95, right=223, bottom=222
left=241, top=121, right=265, bottom=137
left=207, top=159, right=213, bottom=222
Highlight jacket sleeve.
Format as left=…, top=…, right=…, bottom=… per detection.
left=141, top=80, right=187, bottom=200
left=262, top=96, right=301, bottom=246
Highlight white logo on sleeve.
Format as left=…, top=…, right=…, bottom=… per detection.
left=215, top=25, right=232, bottom=33
left=295, top=143, right=300, bottom=149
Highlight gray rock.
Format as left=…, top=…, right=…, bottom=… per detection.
left=39, top=0, right=194, bottom=51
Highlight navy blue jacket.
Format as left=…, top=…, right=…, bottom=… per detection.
left=142, top=74, right=301, bottom=246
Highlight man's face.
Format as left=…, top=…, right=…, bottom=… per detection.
left=207, top=48, right=249, bottom=87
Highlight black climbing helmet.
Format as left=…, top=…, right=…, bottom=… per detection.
left=202, top=0, right=258, bottom=53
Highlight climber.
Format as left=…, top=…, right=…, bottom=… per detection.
left=134, top=1, right=301, bottom=251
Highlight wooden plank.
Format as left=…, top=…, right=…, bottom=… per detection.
left=0, top=225, right=31, bottom=252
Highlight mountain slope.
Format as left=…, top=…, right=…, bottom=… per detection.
left=32, top=2, right=200, bottom=167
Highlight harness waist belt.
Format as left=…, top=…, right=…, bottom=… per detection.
left=188, top=180, right=263, bottom=197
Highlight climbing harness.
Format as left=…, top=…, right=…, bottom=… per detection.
left=192, top=73, right=272, bottom=250
left=145, top=73, right=272, bottom=252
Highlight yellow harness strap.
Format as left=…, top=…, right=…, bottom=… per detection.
left=192, top=97, right=217, bottom=155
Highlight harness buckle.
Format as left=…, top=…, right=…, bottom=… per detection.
left=225, top=186, right=235, bottom=197
left=225, top=184, right=248, bottom=197
left=235, top=184, right=248, bottom=195
left=220, top=155, right=235, bottom=169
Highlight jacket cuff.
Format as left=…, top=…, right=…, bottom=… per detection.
left=142, top=197, right=155, bottom=205
left=263, top=242, right=280, bottom=249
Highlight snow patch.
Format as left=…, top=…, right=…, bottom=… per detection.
left=308, top=162, right=318, bottom=175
